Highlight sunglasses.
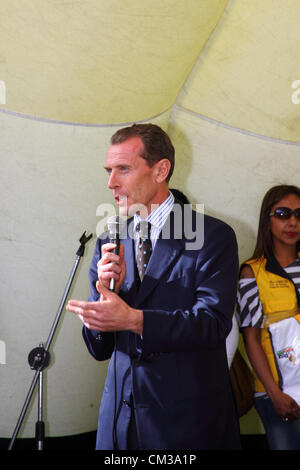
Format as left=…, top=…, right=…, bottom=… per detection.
left=269, top=207, right=300, bottom=220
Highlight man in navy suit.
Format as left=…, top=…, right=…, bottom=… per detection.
left=67, top=124, right=241, bottom=450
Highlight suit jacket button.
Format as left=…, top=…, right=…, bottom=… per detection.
left=123, top=400, right=131, bottom=407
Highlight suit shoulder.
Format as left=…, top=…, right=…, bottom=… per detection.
left=187, top=206, right=236, bottom=234
left=203, top=212, right=236, bottom=234
left=201, top=213, right=237, bottom=247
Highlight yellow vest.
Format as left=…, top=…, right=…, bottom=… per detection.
left=246, top=255, right=299, bottom=393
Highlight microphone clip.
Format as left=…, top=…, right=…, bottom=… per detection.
left=76, top=231, right=93, bottom=257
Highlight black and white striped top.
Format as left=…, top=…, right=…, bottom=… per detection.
left=236, top=259, right=300, bottom=328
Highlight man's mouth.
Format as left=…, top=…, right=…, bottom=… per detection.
left=115, top=195, right=127, bottom=205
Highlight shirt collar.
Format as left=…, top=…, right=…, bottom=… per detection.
left=133, top=191, right=175, bottom=232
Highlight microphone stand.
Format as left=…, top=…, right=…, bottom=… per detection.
left=8, top=231, right=93, bottom=451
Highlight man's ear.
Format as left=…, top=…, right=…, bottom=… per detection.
left=154, top=159, right=171, bottom=183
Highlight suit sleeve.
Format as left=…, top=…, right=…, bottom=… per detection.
left=82, top=236, right=115, bottom=361
left=141, top=220, right=239, bottom=355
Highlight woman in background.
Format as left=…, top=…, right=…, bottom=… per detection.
left=237, top=185, right=300, bottom=449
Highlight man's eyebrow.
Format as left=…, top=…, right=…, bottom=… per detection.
left=104, top=164, right=132, bottom=171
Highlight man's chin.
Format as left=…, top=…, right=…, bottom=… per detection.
left=118, top=206, right=129, bottom=216
left=116, top=197, right=129, bottom=216
left=117, top=200, right=149, bottom=218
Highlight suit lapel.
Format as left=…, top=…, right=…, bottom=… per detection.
left=120, top=206, right=189, bottom=306
left=135, top=235, right=185, bottom=307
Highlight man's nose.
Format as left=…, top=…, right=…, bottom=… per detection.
left=107, top=170, right=119, bottom=189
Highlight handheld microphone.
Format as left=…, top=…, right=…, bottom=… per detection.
left=107, top=216, right=123, bottom=292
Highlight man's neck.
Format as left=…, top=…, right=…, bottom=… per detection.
left=136, top=187, right=170, bottom=219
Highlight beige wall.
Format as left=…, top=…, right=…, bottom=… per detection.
left=1, top=0, right=300, bottom=437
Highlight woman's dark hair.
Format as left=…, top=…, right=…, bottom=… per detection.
left=252, top=184, right=300, bottom=260
left=111, top=123, right=175, bottom=182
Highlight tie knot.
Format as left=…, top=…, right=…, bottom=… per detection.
left=136, top=220, right=151, bottom=240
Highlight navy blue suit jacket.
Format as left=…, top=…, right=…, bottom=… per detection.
left=83, top=206, right=241, bottom=450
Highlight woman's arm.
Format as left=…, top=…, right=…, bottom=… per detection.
left=242, top=327, right=300, bottom=420
left=240, top=265, right=300, bottom=420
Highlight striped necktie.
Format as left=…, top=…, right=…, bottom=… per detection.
left=136, top=221, right=152, bottom=281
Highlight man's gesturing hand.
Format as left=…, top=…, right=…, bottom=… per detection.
left=66, top=284, right=143, bottom=335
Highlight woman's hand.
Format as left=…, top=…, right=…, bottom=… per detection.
left=269, top=389, right=300, bottom=421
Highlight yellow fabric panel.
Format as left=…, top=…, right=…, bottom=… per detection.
left=0, top=0, right=227, bottom=123
left=177, top=0, right=300, bottom=142
left=248, top=257, right=298, bottom=316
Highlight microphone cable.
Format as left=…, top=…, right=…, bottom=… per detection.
left=107, top=216, right=122, bottom=450
left=112, top=333, right=118, bottom=450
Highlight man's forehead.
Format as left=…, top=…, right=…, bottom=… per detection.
left=109, top=136, right=142, bottom=152
left=105, top=137, right=144, bottom=163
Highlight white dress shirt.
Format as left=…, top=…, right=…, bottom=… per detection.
left=133, top=191, right=175, bottom=256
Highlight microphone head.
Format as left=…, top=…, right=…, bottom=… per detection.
left=107, top=216, right=124, bottom=238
